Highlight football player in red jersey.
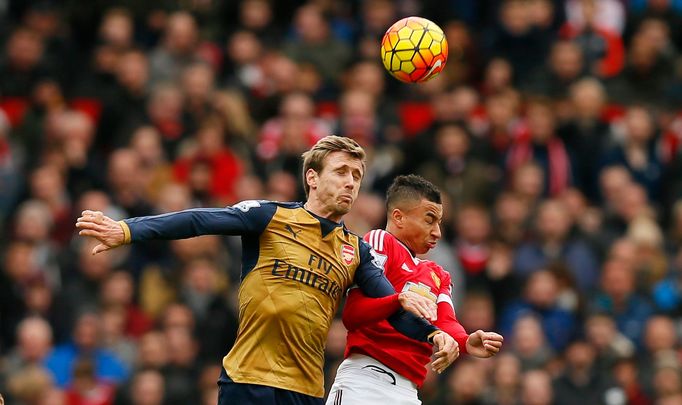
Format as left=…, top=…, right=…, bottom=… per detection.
left=327, top=175, right=504, bottom=405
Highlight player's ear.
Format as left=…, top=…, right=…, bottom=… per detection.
left=391, top=208, right=404, bottom=228
left=305, top=168, right=318, bottom=190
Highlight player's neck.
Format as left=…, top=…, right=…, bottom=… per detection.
left=385, top=224, right=416, bottom=256
left=304, top=200, right=343, bottom=223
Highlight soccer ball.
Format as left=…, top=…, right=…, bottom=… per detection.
left=380, top=16, right=448, bottom=83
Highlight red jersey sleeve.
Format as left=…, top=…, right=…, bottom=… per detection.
left=341, top=230, right=400, bottom=330
left=342, top=289, right=400, bottom=330
left=431, top=263, right=469, bottom=354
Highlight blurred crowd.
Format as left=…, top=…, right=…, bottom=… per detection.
left=1, top=0, right=682, bottom=404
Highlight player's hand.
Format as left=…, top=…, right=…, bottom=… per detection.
left=75, top=210, right=126, bottom=255
left=465, top=330, right=504, bottom=358
left=430, top=332, right=459, bottom=374
left=398, top=291, right=437, bottom=322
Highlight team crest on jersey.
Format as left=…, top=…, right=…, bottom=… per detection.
left=341, top=244, right=355, bottom=265
left=431, top=272, right=441, bottom=289
left=402, top=281, right=437, bottom=302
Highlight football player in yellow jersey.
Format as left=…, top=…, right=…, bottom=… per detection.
left=76, top=136, right=458, bottom=405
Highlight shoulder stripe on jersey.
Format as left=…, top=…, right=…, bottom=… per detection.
left=378, top=230, right=385, bottom=251
left=437, top=293, right=454, bottom=309
left=368, top=230, right=377, bottom=249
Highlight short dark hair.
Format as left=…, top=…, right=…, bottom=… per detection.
left=386, top=175, right=441, bottom=211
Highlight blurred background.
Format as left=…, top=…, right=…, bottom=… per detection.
left=0, top=0, right=681, bottom=404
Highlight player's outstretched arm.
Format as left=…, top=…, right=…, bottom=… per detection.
left=76, top=201, right=275, bottom=255
left=465, top=330, right=504, bottom=358
left=76, top=210, right=126, bottom=255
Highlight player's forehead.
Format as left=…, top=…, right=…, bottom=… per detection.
left=404, top=197, right=442, bottom=218
left=322, top=151, right=364, bottom=175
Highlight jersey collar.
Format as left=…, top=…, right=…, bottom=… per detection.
left=387, top=231, right=420, bottom=265
left=302, top=203, right=344, bottom=238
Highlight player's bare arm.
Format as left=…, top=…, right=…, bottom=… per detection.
left=465, top=330, right=504, bottom=358
left=76, top=210, right=126, bottom=255
left=430, top=331, right=459, bottom=374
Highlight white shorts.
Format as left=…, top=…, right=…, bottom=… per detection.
left=325, top=354, right=421, bottom=405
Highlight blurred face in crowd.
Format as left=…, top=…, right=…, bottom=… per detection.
left=347, top=62, right=385, bottom=98
left=624, top=106, right=655, bottom=145
left=184, top=258, right=218, bottom=295
left=644, top=316, right=677, bottom=353
left=447, top=360, right=486, bottom=402
left=536, top=200, right=572, bottom=242
left=139, top=332, right=169, bottom=368
left=117, top=50, right=149, bottom=94
left=614, top=183, right=649, bottom=221
left=294, top=5, right=328, bottom=43
left=521, top=370, right=554, bottom=405
left=18, top=318, right=53, bottom=362
left=599, top=166, right=632, bottom=204
left=500, top=0, right=531, bottom=34
left=131, top=126, right=165, bottom=165
left=7, top=29, right=44, bottom=71
left=601, top=260, right=635, bottom=301
left=527, top=102, right=556, bottom=143
left=565, top=341, right=596, bottom=371
left=101, top=271, right=134, bottom=306
left=654, top=366, right=682, bottom=398
left=456, top=206, right=490, bottom=244
left=512, top=315, right=545, bottom=356
left=164, top=12, right=198, bottom=54
left=165, top=327, right=197, bottom=366
left=79, top=239, right=112, bottom=281
left=460, top=293, right=495, bottom=331
left=362, top=0, right=395, bottom=34
left=73, top=313, right=101, bottom=351
left=14, top=201, right=52, bottom=243
left=570, top=79, right=606, bottom=119
left=550, top=41, right=583, bottom=81
left=525, top=270, right=559, bottom=308
left=512, top=163, right=544, bottom=201
left=228, top=30, right=262, bottom=65
left=4, top=243, right=34, bottom=282
left=99, top=9, right=133, bottom=49
left=148, top=85, right=184, bottom=122
left=493, top=353, right=522, bottom=389
left=240, top=0, right=272, bottom=30
left=585, top=314, right=617, bottom=350
left=131, top=370, right=165, bottom=405
left=435, top=124, right=469, bottom=160
left=108, top=149, right=142, bottom=192
left=483, top=58, right=513, bottom=92
left=182, top=63, right=215, bottom=103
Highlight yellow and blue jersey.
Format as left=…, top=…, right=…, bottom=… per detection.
left=121, top=200, right=437, bottom=398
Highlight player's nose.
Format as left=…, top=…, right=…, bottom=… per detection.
left=432, top=224, right=442, bottom=239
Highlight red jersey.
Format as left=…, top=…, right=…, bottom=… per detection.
left=342, top=230, right=469, bottom=387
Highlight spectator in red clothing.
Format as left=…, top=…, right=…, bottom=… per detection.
left=560, top=0, right=625, bottom=78
left=100, top=271, right=153, bottom=339
left=65, top=358, right=116, bottom=405
left=173, top=118, right=244, bottom=206
left=507, top=97, right=574, bottom=197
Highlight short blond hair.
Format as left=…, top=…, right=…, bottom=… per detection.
left=301, top=135, right=366, bottom=197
